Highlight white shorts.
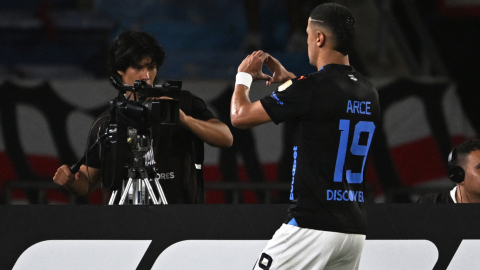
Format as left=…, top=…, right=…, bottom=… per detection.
left=252, top=224, right=366, bottom=270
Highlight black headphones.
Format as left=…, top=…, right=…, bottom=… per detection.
left=448, top=147, right=465, bottom=183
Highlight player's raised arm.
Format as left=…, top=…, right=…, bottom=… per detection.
left=230, top=51, right=273, bottom=129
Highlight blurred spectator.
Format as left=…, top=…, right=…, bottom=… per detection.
left=417, top=139, right=480, bottom=203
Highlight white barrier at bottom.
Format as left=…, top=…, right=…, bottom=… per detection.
left=447, top=240, right=480, bottom=270
left=13, top=240, right=152, bottom=270
left=154, top=239, right=439, bottom=270
left=13, top=239, right=443, bottom=270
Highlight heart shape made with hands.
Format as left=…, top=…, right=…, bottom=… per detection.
left=238, top=50, right=296, bottom=86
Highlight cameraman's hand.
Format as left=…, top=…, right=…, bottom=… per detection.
left=238, top=51, right=272, bottom=82
left=264, top=53, right=296, bottom=86
left=53, top=164, right=99, bottom=196
left=149, top=96, right=188, bottom=126
left=53, top=164, right=78, bottom=187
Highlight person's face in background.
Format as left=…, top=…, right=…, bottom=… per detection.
left=461, top=150, right=480, bottom=202
left=118, top=56, right=157, bottom=86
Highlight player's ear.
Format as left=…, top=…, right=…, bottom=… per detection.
left=117, top=70, right=125, bottom=77
left=317, top=32, right=325, bottom=47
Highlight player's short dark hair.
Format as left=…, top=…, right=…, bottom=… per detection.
left=109, top=31, right=166, bottom=75
left=309, top=3, right=356, bottom=56
left=455, top=139, right=480, bottom=167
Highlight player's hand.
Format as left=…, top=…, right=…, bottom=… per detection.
left=264, top=54, right=296, bottom=86
left=238, top=51, right=272, bottom=82
left=53, top=165, right=78, bottom=187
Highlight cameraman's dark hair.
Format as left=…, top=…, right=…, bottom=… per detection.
left=309, top=3, right=356, bottom=56
left=454, top=139, right=480, bottom=168
left=109, top=31, right=166, bottom=76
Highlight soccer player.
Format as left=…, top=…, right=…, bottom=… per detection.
left=231, top=3, right=380, bottom=269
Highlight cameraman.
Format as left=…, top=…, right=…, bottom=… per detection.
left=53, top=31, right=233, bottom=203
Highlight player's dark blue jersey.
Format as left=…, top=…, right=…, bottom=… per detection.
left=260, top=64, right=380, bottom=234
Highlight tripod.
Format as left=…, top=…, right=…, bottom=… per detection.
left=108, top=132, right=168, bottom=205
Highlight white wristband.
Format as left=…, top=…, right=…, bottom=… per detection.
left=235, top=72, right=253, bottom=88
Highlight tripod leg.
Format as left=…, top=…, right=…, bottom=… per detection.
left=143, top=178, right=159, bottom=205
left=119, top=178, right=133, bottom=205
left=108, top=190, right=118, bottom=205
left=133, top=178, right=144, bottom=205
left=154, top=179, right=168, bottom=205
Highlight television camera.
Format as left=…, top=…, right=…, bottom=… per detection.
left=70, top=77, right=181, bottom=205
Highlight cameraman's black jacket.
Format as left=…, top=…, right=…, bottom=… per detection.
left=85, top=90, right=216, bottom=204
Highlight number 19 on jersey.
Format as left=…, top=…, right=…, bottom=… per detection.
left=334, top=119, right=375, bottom=184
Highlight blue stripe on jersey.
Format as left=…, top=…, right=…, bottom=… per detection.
left=288, top=218, right=298, bottom=226
left=290, top=146, right=298, bottom=200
